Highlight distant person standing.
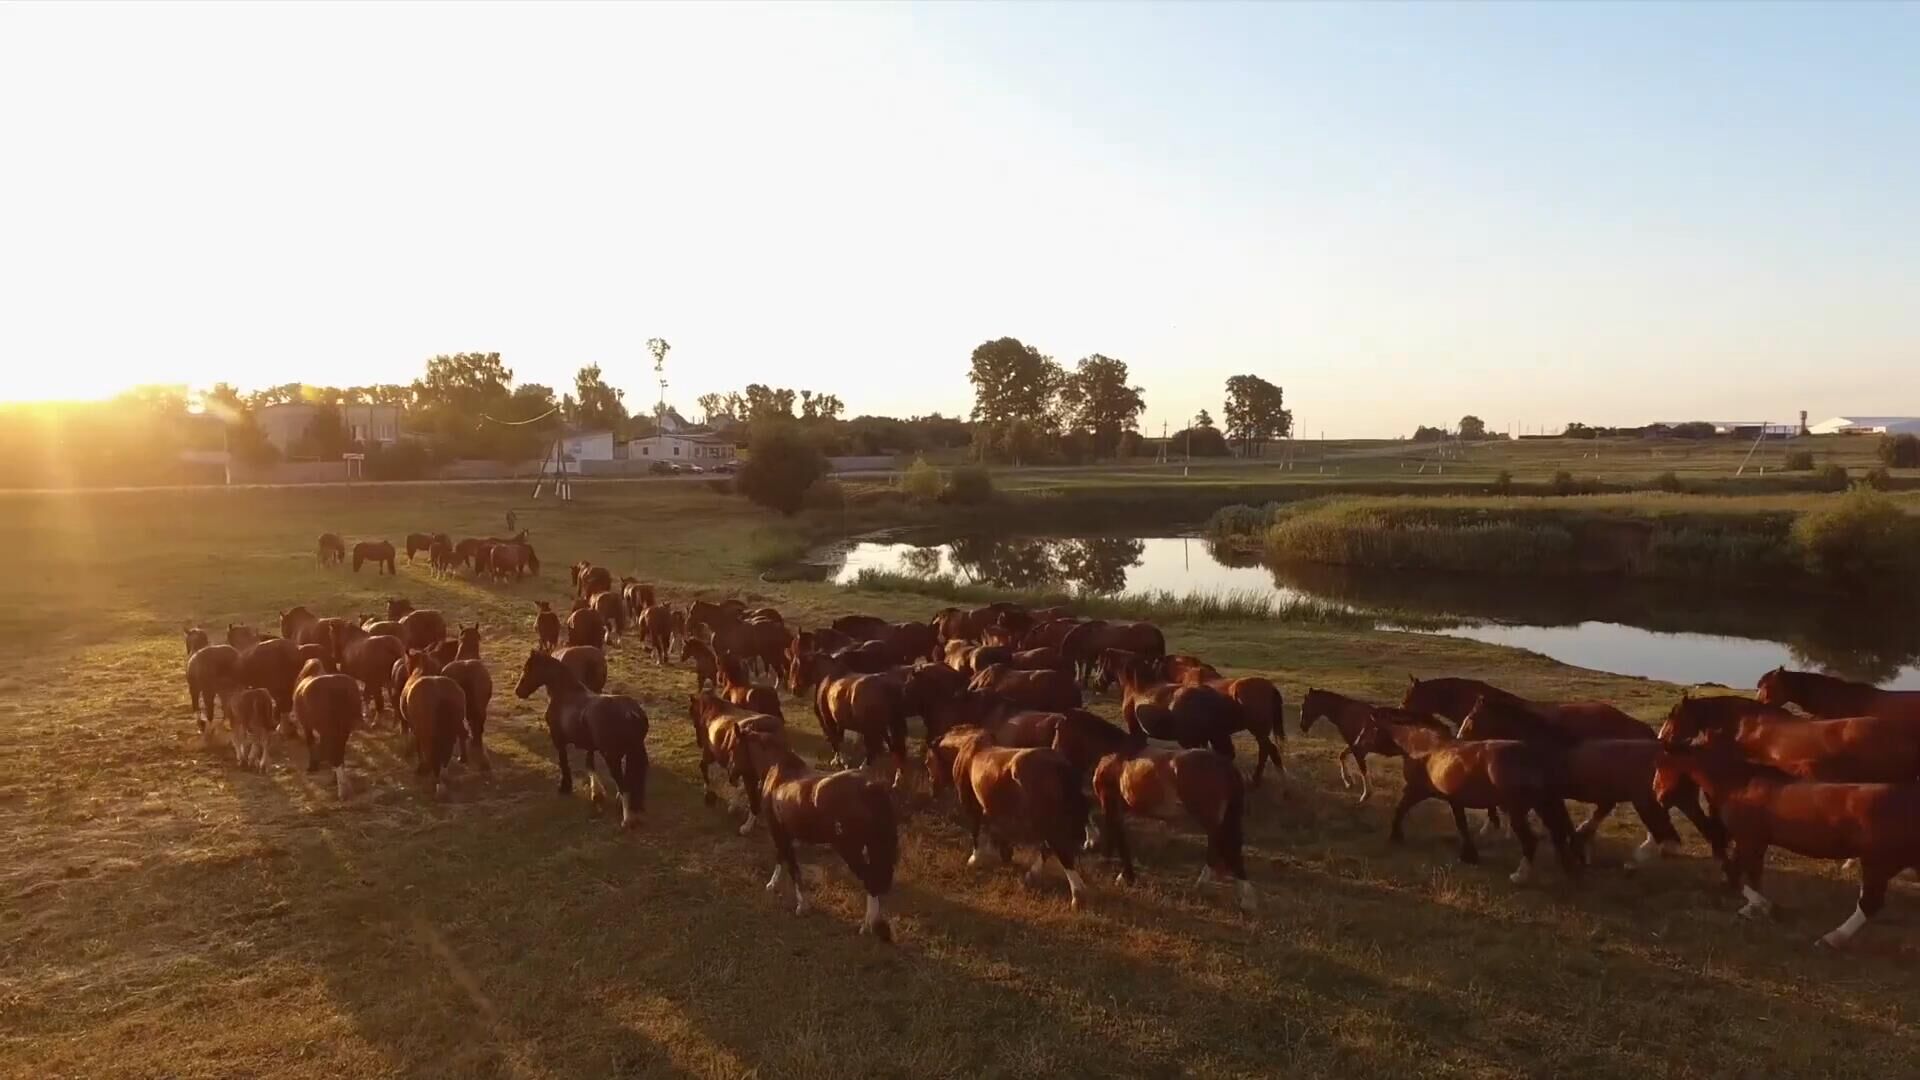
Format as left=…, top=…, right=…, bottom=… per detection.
left=506, top=509, right=518, bottom=535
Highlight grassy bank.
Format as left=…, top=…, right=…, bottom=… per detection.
left=2, top=482, right=1916, bottom=1078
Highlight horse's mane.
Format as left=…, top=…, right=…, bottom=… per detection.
left=1382, top=707, right=1455, bottom=734
left=1773, top=668, right=1874, bottom=697
left=528, top=649, right=588, bottom=692
left=1465, top=696, right=1571, bottom=742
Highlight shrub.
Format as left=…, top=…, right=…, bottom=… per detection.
left=365, top=438, right=435, bottom=481
left=900, top=454, right=944, bottom=501
left=745, top=528, right=811, bottom=570
left=1492, top=470, right=1513, bottom=496
left=1792, top=486, right=1920, bottom=587
left=1653, top=470, right=1683, bottom=493
left=1817, top=464, right=1850, bottom=492
left=1865, top=466, right=1893, bottom=491
left=1878, top=433, right=1920, bottom=468
left=1549, top=470, right=1576, bottom=496
left=943, top=464, right=994, bottom=505
left=803, top=477, right=845, bottom=512
left=1781, top=449, right=1815, bottom=471
left=736, top=425, right=828, bottom=515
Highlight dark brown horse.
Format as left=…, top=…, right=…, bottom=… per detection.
left=1654, top=736, right=1920, bottom=948
left=186, top=642, right=242, bottom=733
left=553, top=644, right=607, bottom=693
left=428, top=537, right=457, bottom=578
left=1756, top=667, right=1920, bottom=723
left=317, top=533, right=346, bottom=567
left=1020, top=617, right=1085, bottom=652
left=361, top=616, right=405, bottom=640
left=514, top=649, right=650, bottom=827
left=680, top=636, right=723, bottom=691
left=929, top=727, right=1091, bottom=909
left=943, top=640, right=1012, bottom=677
left=788, top=654, right=958, bottom=786
left=929, top=602, right=1025, bottom=645
left=1010, top=646, right=1071, bottom=674
left=334, top=625, right=407, bottom=722
left=566, top=604, right=607, bottom=649
left=1404, top=676, right=1651, bottom=741
left=534, top=601, right=561, bottom=650
left=1368, top=718, right=1582, bottom=885
left=351, top=540, right=396, bottom=575
left=239, top=636, right=304, bottom=719
left=400, top=650, right=466, bottom=799
left=388, top=600, right=447, bottom=652
left=1661, top=693, right=1920, bottom=782
left=217, top=684, right=278, bottom=770
left=1109, top=655, right=1275, bottom=782
left=589, top=591, right=625, bottom=644
left=967, top=663, right=1082, bottom=712
left=688, top=690, right=786, bottom=834
left=1061, top=620, right=1167, bottom=687
left=405, top=532, right=437, bottom=563
left=1299, top=687, right=1449, bottom=803
left=1102, top=650, right=1287, bottom=787
left=735, top=728, right=898, bottom=941
left=1095, top=741, right=1255, bottom=911
left=832, top=614, right=893, bottom=642
left=443, top=625, right=492, bottom=771
left=621, top=578, right=658, bottom=618
left=637, top=603, right=674, bottom=664
left=292, top=658, right=361, bottom=799
left=571, top=562, right=613, bottom=601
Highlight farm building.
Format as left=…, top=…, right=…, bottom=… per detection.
left=1807, top=416, right=1920, bottom=436
left=625, top=432, right=737, bottom=463
left=559, top=429, right=617, bottom=461
left=257, top=402, right=404, bottom=453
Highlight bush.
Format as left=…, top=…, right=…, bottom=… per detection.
left=1817, top=464, right=1850, bottom=492
left=736, top=425, right=828, bottom=515
left=1792, top=486, right=1920, bottom=587
left=943, top=464, right=994, bottom=505
left=1492, top=470, right=1513, bottom=496
left=1781, top=449, right=1815, bottom=471
left=1878, top=433, right=1920, bottom=469
left=1653, top=470, right=1683, bottom=493
left=1549, top=470, right=1576, bottom=496
left=1865, top=466, right=1893, bottom=491
left=900, top=454, right=944, bottom=501
left=365, top=438, right=435, bottom=481
left=803, top=477, right=845, bottom=512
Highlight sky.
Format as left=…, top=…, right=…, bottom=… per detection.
left=1, top=2, right=1915, bottom=437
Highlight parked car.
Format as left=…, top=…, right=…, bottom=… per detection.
left=681, top=463, right=706, bottom=474
left=648, top=461, right=677, bottom=476
left=711, top=460, right=740, bottom=474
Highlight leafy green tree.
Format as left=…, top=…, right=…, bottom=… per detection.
left=1057, top=354, right=1145, bottom=458
left=291, top=402, right=351, bottom=459
left=1459, top=415, right=1488, bottom=440
left=567, top=364, right=628, bottom=431
left=1194, top=409, right=1216, bottom=430
left=968, top=337, right=1064, bottom=432
left=736, top=424, right=828, bottom=515
left=1222, top=375, right=1293, bottom=456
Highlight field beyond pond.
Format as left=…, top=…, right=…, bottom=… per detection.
left=2, top=480, right=1916, bottom=1079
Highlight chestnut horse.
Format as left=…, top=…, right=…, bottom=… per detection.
left=1654, top=735, right=1920, bottom=948
left=1756, top=667, right=1920, bottom=723
left=317, top=533, right=346, bottom=567
left=944, top=640, right=1012, bottom=677
left=239, top=636, right=304, bottom=720
left=1404, top=676, right=1651, bottom=741
left=929, top=726, right=1091, bottom=910
left=968, top=663, right=1082, bottom=712
left=534, top=601, right=561, bottom=650
left=186, top=642, right=242, bottom=733
left=680, top=636, right=723, bottom=691
left=1367, top=718, right=1582, bottom=885
left=566, top=604, right=607, bottom=649
left=930, top=603, right=1025, bottom=646
left=405, top=532, right=437, bottom=563
left=514, top=649, right=650, bottom=828
left=621, top=578, right=657, bottom=619
left=443, top=625, right=492, bottom=771
left=333, top=625, right=407, bottom=722
left=1011, top=646, right=1071, bottom=675
left=736, top=728, right=898, bottom=941
left=571, top=562, right=613, bottom=601
left=388, top=600, right=448, bottom=651
left=1109, top=654, right=1285, bottom=786
left=1661, top=694, right=1920, bottom=782
left=589, top=591, right=625, bottom=644
left=716, top=654, right=783, bottom=720
left=217, top=684, right=278, bottom=770
left=688, top=690, right=786, bottom=834
left=637, top=603, right=674, bottom=664
left=1061, top=620, right=1167, bottom=687
left=1102, top=649, right=1286, bottom=787
left=553, top=644, right=608, bottom=694
left=788, top=653, right=959, bottom=786
left=292, top=658, right=361, bottom=799
left=400, top=650, right=466, bottom=799
left=351, top=540, right=396, bottom=575
left=1095, top=740, right=1255, bottom=911
left=832, top=614, right=893, bottom=642
left=1299, top=687, right=1449, bottom=803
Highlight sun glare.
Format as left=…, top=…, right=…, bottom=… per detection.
left=0, top=369, right=131, bottom=406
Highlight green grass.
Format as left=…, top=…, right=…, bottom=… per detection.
left=1, top=482, right=1916, bottom=1078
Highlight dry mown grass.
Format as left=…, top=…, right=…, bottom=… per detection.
left=1, top=485, right=1915, bottom=1079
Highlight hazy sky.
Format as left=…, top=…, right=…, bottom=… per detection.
left=2, top=2, right=1915, bottom=436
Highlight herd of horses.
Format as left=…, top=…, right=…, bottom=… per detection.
left=178, top=533, right=1920, bottom=949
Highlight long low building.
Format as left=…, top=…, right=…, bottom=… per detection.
left=1807, top=415, right=1920, bottom=436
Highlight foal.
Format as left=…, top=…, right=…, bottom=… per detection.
left=1300, top=687, right=1448, bottom=803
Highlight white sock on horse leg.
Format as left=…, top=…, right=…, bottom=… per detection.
left=334, top=766, right=349, bottom=800
left=737, top=811, right=756, bottom=837
left=967, top=842, right=987, bottom=869
left=1739, top=884, right=1773, bottom=916
left=1633, top=834, right=1660, bottom=865
left=1509, top=856, right=1534, bottom=885
left=862, top=893, right=883, bottom=933
left=766, top=864, right=788, bottom=893
left=1821, top=905, right=1868, bottom=948
left=1236, top=878, right=1257, bottom=913
left=1063, top=867, right=1087, bottom=910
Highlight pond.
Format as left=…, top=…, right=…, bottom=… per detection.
left=829, top=534, right=1920, bottom=690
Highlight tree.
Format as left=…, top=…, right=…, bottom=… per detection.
left=1412, top=425, right=1448, bottom=442
left=1170, top=425, right=1229, bottom=457
left=1459, top=415, right=1488, bottom=440
left=736, top=424, right=828, bottom=515
left=1194, top=409, right=1216, bottom=430
left=567, top=364, right=628, bottom=432
left=1222, top=375, right=1292, bottom=457
left=201, top=382, right=278, bottom=464
left=696, top=392, right=730, bottom=424
left=968, top=337, right=1064, bottom=432
left=1057, top=354, right=1145, bottom=458
left=1876, top=433, right=1920, bottom=468
left=742, top=384, right=794, bottom=423
left=291, top=402, right=351, bottom=459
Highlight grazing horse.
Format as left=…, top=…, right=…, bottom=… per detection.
left=334, top=625, right=407, bottom=722
left=317, top=533, right=347, bottom=567
left=566, top=604, right=607, bottom=649
left=1061, top=620, right=1167, bottom=687
left=637, top=604, right=674, bottom=664
left=1108, top=654, right=1250, bottom=764
left=1654, top=736, right=1920, bottom=948
left=589, top=591, right=626, bottom=644
left=533, top=601, right=562, bottom=650
left=1101, top=649, right=1286, bottom=787
left=929, top=727, right=1091, bottom=910
left=1403, top=676, right=1651, bottom=741
left=1299, top=687, right=1450, bottom=803
left=292, top=658, right=361, bottom=799
left=968, top=663, right=1082, bottom=712
left=1460, top=696, right=1726, bottom=865
left=400, top=651, right=466, bottom=798
left=1369, top=718, right=1582, bottom=885
left=1095, top=740, right=1255, bottom=911
left=514, top=649, right=650, bottom=827
left=351, top=540, right=397, bottom=575
left=929, top=603, right=1025, bottom=646
left=735, top=728, right=898, bottom=941
left=1756, top=666, right=1920, bottom=723
left=688, top=691, right=786, bottom=834
left=442, top=625, right=492, bottom=771
left=1661, top=693, right=1920, bottom=782
left=428, top=537, right=457, bottom=578
left=186, top=643, right=242, bottom=733
left=217, top=684, right=278, bottom=770
left=405, top=532, right=437, bottom=563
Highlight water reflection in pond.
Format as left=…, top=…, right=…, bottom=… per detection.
left=832, top=534, right=1920, bottom=690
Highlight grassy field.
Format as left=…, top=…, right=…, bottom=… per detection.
left=3, top=480, right=1916, bottom=1079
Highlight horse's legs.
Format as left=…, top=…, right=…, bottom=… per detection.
left=1336, top=748, right=1355, bottom=790
left=1480, top=807, right=1505, bottom=838
left=1449, top=802, right=1479, bottom=864
left=1735, top=843, right=1773, bottom=917
left=1822, top=859, right=1897, bottom=948
left=1355, top=753, right=1372, bottom=804
left=1669, top=786, right=1729, bottom=861
left=1105, top=804, right=1138, bottom=887
left=1626, top=796, right=1683, bottom=866
left=1506, top=804, right=1540, bottom=885
left=765, top=820, right=808, bottom=915
left=1388, top=789, right=1425, bottom=845
left=700, top=748, right=720, bottom=807
left=1045, top=850, right=1088, bottom=911
left=623, top=746, right=648, bottom=822
left=961, top=789, right=989, bottom=869
left=550, top=727, right=574, bottom=795
left=1210, top=732, right=1235, bottom=760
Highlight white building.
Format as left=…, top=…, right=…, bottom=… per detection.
left=1807, top=416, right=1920, bottom=436
left=560, top=430, right=618, bottom=461
left=626, top=432, right=737, bottom=463
left=257, top=402, right=404, bottom=454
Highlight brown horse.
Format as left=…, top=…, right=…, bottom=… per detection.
left=1010, top=646, right=1071, bottom=674
left=186, top=642, right=242, bottom=733
left=1299, top=687, right=1450, bottom=803
left=1756, top=666, right=1920, bottom=723
left=400, top=651, right=466, bottom=799
left=704, top=617, right=792, bottom=678
left=566, top=604, right=607, bottom=649
left=680, top=636, right=723, bottom=690
left=553, top=644, right=607, bottom=693
left=1105, top=650, right=1287, bottom=787
left=351, top=540, right=396, bottom=575
left=1020, top=617, right=1085, bottom=652
left=717, top=654, right=783, bottom=720
left=621, top=578, right=657, bottom=618
left=238, top=636, right=304, bottom=719
left=968, top=663, right=1082, bottom=712
left=1061, top=620, right=1167, bottom=687
left=1404, top=676, right=1652, bottom=741
left=1368, top=718, right=1582, bottom=885
left=428, top=537, right=457, bottom=578
left=217, top=684, right=278, bottom=770
left=788, top=654, right=958, bottom=785
left=832, top=614, right=894, bottom=642
left=405, top=532, right=437, bottom=563
left=688, top=690, right=786, bottom=834
left=1460, top=696, right=1726, bottom=865
left=735, top=728, right=898, bottom=941
left=292, top=658, right=361, bottom=799
left=1109, top=654, right=1284, bottom=785
left=589, top=591, right=625, bottom=644
left=443, top=625, right=492, bottom=771
left=571, top=562, right=613, bottom=601
left=334, top=625, right=407, bottom=722
left=453, top=537, right=486, bottom=571
left=929, top=602, right=1025, bottom=645
left=514, top=649, right=650, bottom=827
left=1157, top=655, right=1223, bottom=683
left=929, top=727, right=1091, bottom=909
left=317, top=533, right=346, bottom=567
left=1661, top=693, right=1920, bottom=782
left=1654, top=736, right=1920, bottom=948
left=1095, top=741, right=1255, bottom=911
left=943, top=640, right=1013, bottom=677
left=637, top=603, right=674, bottom=664
left=361, top=616, right=405, bottom=640
left=534, top=601, right=561, bottom=650
left=884, top=621, right=940, bottom=664
left=389, top=601, right=447, bottom=652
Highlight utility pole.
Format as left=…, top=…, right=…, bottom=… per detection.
left=646, top=338, right=671, bottom=434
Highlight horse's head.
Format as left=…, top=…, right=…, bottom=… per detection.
left=1094, top=648, right=1137, bottom=693
left=536, top=600, right=553, bottom=614
left=458, top=624, right=481, bottom=660
left=514, top=648, right=557, bottom=699
left=386, top=598, right=414, bottom=620
left=1661, top=693, right=1717, bottom=748
left=1299, top=687, right=1337, bottom=735
left=184, top=626, right=210, bottom=656
left=1754, top=666, right=1788, bottom=706
left=1400, top=674, right=1428, bottom=713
